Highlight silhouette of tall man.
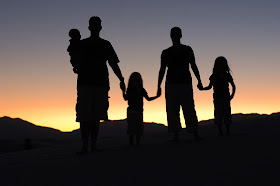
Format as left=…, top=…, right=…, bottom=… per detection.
left=75, top=16, right=125, bottom=153
left=157, top=27, right=202, bottom=140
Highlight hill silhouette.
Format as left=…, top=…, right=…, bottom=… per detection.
left=1, top=113, right=280, bottom=185
left=1, top=112, right=279, bottom=140
left=0, top=116, right=167, bottom=140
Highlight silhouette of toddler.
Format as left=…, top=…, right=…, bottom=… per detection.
left=67, top=28, right=81, bottom=74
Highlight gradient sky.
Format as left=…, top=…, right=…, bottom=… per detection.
left=1, top=0, right=279, bottom=131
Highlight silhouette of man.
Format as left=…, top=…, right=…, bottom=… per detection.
left=75, top=16, right=125, bottom=153
left=157, top=27, right=202, bottom=141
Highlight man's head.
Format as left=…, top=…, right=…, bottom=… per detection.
left=69, top=29, right=81, bottom=40
left=88, top=16, right=102, bottom=35
left=170, top=27, right=182, bottom=42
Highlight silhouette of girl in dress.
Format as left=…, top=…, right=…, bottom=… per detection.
left=122, top=72, right=161, bottom=146
left=200, top=56, right=236, bottom=136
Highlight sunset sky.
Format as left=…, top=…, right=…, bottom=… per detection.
left=1, top=0, right=279, bottom=131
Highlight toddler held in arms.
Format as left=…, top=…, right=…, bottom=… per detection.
left=67, top=28, right=81, bottom=74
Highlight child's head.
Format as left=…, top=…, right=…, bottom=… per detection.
left=127, top=72, right=143, bottom=90
left=69, top=29, right=81, bottom=40
left=213, top=56, right=231, bottom=75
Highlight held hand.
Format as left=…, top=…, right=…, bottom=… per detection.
left=120, top=80, right=126, bottom=92
left=197, top=82, right=203, bottom=90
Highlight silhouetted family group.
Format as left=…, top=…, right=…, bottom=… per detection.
left=67, top=16, right=236, bottom=154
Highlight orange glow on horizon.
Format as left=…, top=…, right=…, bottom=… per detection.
left=1, top=60, right=279, bottom=132
left=2, top=93, right=278, bottom=132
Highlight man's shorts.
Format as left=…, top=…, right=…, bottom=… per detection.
left=76, top=85, right=109, bottom=122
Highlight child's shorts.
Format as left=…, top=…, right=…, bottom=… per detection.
left=214, top=98, right=232, bottom=126
left=127, top=109, right=143, bottom=136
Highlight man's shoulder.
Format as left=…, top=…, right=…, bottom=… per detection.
left=161, top=45, right=193, bottom=56
left=163, top=44, right=192, bottom=51
left=81, top=37, right=111, bottom=45
left=161, top=46, right=172, bottom=57
left=162, top=46, right=172, bottom=52
left=182, top=44, right=193, bottom=51
left=99, top=38, right=111, bottom=45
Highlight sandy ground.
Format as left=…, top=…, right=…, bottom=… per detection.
left=0, top=119, right=279, bottom=186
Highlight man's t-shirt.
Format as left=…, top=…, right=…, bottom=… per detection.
left=210, top=73, right=233, bottom=99
left=161, top=44, right=194, bottom=84
left=78, top=37, right=119, bottom=86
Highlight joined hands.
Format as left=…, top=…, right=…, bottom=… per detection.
left=197, top=82, right=203, bottom=90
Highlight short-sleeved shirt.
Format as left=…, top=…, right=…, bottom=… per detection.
left=161, top=44, right=195, bottom=84
left=78, top=37, right=119, bottom=86
left=210, top=73, right=233, bottom=99
left=127, top=88, right=148, bottom=111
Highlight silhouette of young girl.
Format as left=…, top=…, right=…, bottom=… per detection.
left=122, top=72, right=161, bottom=146
left=200, top=56, right=236, bottom=136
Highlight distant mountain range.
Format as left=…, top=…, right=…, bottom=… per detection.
left=0, top=113, right=279, bottom=140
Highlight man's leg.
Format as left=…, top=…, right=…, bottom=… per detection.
left=76, top=86, right=92, bottom=153
left=129, top=135, right=134, bottom=146
left=79, top=122, right=90, bottom=153
left=181, top=84, right=200, bottom=140
left=166, top=84, right=181, bottom=140
left=90, top=119, right=100, bottom=152
left=136, top=135, right=141, bottom=146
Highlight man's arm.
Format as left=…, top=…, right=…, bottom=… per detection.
left=144, top=88, right=161, bottom=101
left=190, top=61, right=202, bottom=83
left=157, top=62, right=166, bottom=90
left=190, top=57, right=203, bottom=89
left=109, top=62, right=126, bottom=91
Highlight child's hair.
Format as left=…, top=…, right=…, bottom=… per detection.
left=213, top=56, right=231, bottom=75
left=127, top=72, right=143, bottom=93
left=69, top=28, right=81, bottom=39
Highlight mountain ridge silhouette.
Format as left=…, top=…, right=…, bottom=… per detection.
left=0, top=112, right=279, bottom=140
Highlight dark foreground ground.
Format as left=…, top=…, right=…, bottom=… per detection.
left=0, top=117, right=279, bottom=186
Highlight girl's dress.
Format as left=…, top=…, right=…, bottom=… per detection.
left=210, top=73, right=233, bottom=126
left=126, top=88, right=148, bottom=136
